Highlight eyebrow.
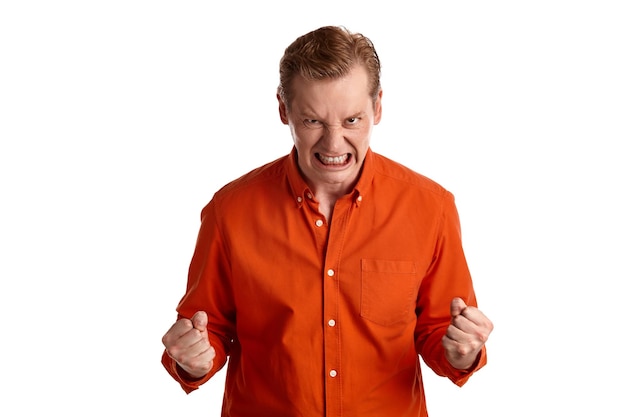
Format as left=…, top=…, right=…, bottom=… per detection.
left=300, top=110, right=366, bottom=121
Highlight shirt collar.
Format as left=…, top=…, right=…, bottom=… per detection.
left=354, top=147, right=374, bottom=200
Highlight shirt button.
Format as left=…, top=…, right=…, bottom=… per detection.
left=329, top=370, right=337, bottom=378
left=327, top=269, right=335, bottom=277
left=315, top=219, right=323, bottom=227
left=357, top=195, right=363, bottom=202
left=328, top=319, right=336, bottom=327
left=297, top=196, right=303, bottom=203
left=307, top=192, right=313, bottom=199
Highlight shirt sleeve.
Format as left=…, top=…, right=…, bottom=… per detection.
left=161, top=351, right=213, bottom=394
left=161, top=199, right=236, bottom=392
left=413, top=191, right=487, bottom=386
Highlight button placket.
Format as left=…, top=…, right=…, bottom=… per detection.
left=322, top=196, right=356, bottom=416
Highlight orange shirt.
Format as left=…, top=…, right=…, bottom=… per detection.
left=162, top=147, right=487, bottom=416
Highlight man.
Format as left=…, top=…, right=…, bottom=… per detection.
left=162, top=25, right=493, bottom=416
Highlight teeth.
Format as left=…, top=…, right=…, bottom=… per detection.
left=318, top=154, right=348, bottom=165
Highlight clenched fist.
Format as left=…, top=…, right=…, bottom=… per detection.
left=162, top=311, right=216, bottom=379
left=442, top=297, right=493, bottom=370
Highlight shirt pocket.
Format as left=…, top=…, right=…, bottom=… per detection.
left=360, top=259, right=418, bottom=326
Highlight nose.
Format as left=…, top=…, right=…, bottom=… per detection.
left=322, top=124, right=344, bottom=149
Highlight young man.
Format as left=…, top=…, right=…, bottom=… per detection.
left=162, top=25, right=493, bottom=416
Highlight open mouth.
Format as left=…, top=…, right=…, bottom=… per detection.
left=316, top=153, right=350, bottom=166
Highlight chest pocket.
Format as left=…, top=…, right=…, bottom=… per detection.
left=360, top=259, right=419, bottom=326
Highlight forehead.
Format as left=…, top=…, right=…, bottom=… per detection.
left=290, top=66, right=373, bottom=115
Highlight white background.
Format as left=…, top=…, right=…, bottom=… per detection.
left=1, top=1, right=624, bottom=415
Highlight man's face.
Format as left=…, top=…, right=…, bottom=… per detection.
left=278, top=65, right=382, bottom=194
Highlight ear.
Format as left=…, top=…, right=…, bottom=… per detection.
left=277, top=92, right=289, bottom=125
left=373, top=89, right=383, bottom=125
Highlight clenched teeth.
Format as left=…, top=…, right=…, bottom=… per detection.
left=318, top=154, right=348, bottom=165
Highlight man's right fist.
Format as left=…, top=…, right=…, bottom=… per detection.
left=162, top=311, right=216, bottom=379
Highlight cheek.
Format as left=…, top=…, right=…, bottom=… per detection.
left=289, top=125, right=298, bottom=142
left=292, top=126, right=318, bottom=145
left=352, top=126, right=373, bottom=145
left=354, top=131, right=373, bottom=158
left=289, top=125, right=309, bottom=147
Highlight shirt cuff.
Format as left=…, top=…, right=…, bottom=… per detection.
left=447, top=346, right=488, bottom=387
left=161, top=350, right=212, bottom=394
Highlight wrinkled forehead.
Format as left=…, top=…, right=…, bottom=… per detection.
left=289, top=66, right=373, bottom=109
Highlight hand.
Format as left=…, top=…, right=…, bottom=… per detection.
left=442, top=297, right=493, bottom=370
left=162, top=311, right=216, bottom=379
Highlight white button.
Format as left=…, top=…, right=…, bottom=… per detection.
left=328, top=319, right=336, bottom=327
left=329, top=370, right=337, bottom=378
left=307, top=192, right=313, bottom=199
left=297, top=196, right=303, bottom=203
left=357, top=195, right=363, bottom=202
left=327, top=269, right=335, bottom=277
left=315, top=219, right=323, bottom=227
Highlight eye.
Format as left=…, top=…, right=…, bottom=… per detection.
left=345, top=117, right=360, bottom=126
left=303, top=119, right=323, bottom=128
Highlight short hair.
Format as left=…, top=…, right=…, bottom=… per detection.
left=277, top=26, right=381, bottom=109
